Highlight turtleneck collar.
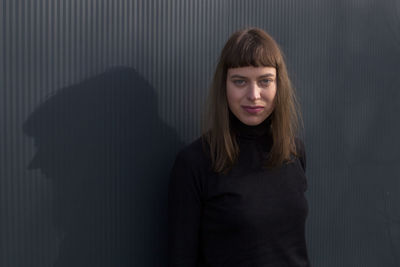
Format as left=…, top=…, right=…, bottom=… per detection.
left=229, top=111, right=272, bottom=140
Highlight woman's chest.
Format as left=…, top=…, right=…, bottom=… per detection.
left=202, top=159, right=308, bottom=232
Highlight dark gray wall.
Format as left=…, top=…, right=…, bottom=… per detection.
left=1, top=0, right=400, bottom=266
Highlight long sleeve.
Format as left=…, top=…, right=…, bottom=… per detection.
left=167, top=134, right=310, bottom=267
left=167, top=150, right=204, bottom=266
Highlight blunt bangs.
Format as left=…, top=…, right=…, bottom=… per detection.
left=222, top=30, right=281, bottom=69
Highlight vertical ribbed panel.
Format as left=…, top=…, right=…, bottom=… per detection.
left=1, top=0, right=400, bottom=266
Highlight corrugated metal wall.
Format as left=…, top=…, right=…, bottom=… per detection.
left=1, top=0, right=400, bottom=266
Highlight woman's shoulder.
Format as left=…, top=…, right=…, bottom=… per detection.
left=169, top=137, right=211, bottom=198
left=294, top=137, right=305, bottom=154
left=293, top=137, right=306, bottom=172
left=174, top=136, right=211, bottom=170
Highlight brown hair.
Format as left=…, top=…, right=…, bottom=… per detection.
left=202, top=27, right=303, bottom=174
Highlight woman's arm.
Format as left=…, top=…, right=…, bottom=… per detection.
left=167, top=151, right=203, bottom=266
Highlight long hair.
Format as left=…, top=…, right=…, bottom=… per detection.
left=202, top=27, right=303, bottom=174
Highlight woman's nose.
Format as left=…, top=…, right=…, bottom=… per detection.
left=247, top=82, right=261, bottom=101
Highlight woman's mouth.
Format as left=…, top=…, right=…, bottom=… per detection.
left=242, top=106, right=264, bottom=114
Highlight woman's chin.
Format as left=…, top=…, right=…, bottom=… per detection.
left=238, top=116, right=265, bottom=126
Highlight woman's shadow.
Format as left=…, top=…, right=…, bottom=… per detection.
left=23, top=67, right=182, bottom=266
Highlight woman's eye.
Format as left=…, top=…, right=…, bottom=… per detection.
left=233, top=80, right=246, bottom=86
left=260, top=79, right=273, bottom=86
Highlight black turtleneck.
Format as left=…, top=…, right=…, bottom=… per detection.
left=168, top=115, right=310, bottom=267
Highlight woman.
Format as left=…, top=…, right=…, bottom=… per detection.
left=168, top=27, right=310, bottom=267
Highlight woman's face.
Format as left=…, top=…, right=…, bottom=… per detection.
left=226, top=66, right=277, bottom=126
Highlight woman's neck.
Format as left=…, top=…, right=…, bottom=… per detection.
left=229, top=111, right=272, bottom=140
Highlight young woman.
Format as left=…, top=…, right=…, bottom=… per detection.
left=168, top=27, right=310, bottom=267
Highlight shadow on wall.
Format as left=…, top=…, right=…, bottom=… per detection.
left=23, top=67, right=182, bottom=267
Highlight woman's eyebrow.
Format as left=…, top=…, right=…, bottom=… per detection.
left=258, top=73, right=275, bottom=78
left=230, top=74, right=247, bottom=79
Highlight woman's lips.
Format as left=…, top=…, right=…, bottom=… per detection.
left=242, top=106, right=264, bottom=114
